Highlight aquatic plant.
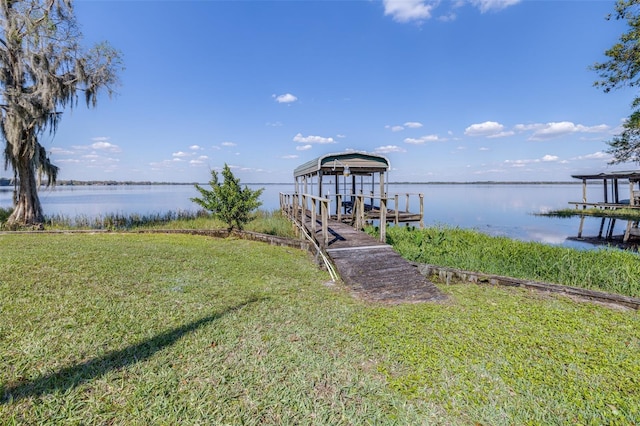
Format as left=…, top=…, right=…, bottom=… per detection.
left=368, top=225, right=640, bottom=298
left=540, top=207, right=640, bottom=221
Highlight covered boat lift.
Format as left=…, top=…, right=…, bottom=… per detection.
left=570, top=170, right=640, bottom=208
left=292, top=151, right=390, bottom=215
left=279, top=152, right=444, bottom=303
left=570, top=171, right=640, bottom=243
left=281, top=151, right=424, bottom=247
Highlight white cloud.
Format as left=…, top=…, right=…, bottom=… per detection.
left=274, top=93, right=298, bottom=104
left=383, top=0, right=434, bottom=23
left=293, top=133, right=335, bottom=144
left=296, top=144, right=313, bottom=151
left=51, top=138, right=123, bottom=173
left=488, top=131, right=515, bottom=138
left=90, top=141, right=121, bottom=153
left=504, top=154, right=560, bottom=166
left=189, top=145, right=202, bottom=150
left=530, top=121, right=577, bottom=140
left=383, top=0, right=519, bottom=23
left=573, top=151, right=611, bottom=160
left=504, top=159, right=530, bottom=167
left=581, top=124, right=610, bottom=133
left=386, top=121, right=423, bottom=132
left=474, top=168, right=507, bottom=175
left=189, top=159, right=206, bottom=166
left=464, top=120, right=610, bottom=140
left=526, top=121, right=610, bottom=140
left=221, top=141, right=237, bottom=147
left=172, top=151, right=190, bottom=158
left=470, top=0, right=521, bottom=13
left=404, top=134, right=442, bottom=144
left=50, top=147, right=75, bottom=155
left=464, top=121, right=505, bottom=137
left=386, top=124, right=405, bottom=132
left=282, top=155, right=299, bottom=159
left=514, top=123, right=545, bottom=132
left=374, top=145, right=406, bottom=154
left=438, top=11, right=457, bottom=22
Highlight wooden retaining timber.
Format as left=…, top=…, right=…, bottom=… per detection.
left=418, top=264, right=640, bottom=310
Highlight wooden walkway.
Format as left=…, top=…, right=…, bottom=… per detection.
left=309, top=216, right=446, bottom=304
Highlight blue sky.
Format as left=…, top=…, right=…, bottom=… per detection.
left=32, top=0, right=636, bottom=183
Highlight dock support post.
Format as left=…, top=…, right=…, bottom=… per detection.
left=395, top=194, right=399, bottom=225
left=355, top=194, right=365, bottom=230
left=321, top=199, right=329, bottom=246
left=624, top=220, right=632, bottom=242
left=380, top=196, right=387, bottom=243
left=293, top=193, right=298, bottom=221
left=419, top=194, right=424, bottom=229
left=577, top=216, right=585, bottom=238
left=311, top=198, right=317, bottom=236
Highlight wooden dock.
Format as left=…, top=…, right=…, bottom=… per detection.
left=306, top=214, right=446, bottom=304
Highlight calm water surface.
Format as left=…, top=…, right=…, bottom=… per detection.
left=0, top=183, right=625, bottom=249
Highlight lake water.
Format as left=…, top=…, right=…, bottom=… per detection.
left=0, top=183, right=627, bottom=249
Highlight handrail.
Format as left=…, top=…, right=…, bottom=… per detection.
left=280, top=192, right=330, bottom=245
left=279, top=192, right=338, bottom=282
left=280, top=191, right=424, bottom=245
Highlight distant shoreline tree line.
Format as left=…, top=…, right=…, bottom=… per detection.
left=0, top=178, right=582, bottom=187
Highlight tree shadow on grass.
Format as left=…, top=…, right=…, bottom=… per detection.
left=1, top=297, right=263, bottom=403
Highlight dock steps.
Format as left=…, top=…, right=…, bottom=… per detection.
left=314, top=217, right=445, bottom=304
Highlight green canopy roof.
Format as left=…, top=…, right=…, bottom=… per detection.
left=293, top=152, right=390, bottom=178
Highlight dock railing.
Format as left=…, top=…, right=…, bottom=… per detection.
left=280, top=192, right=330, bottom=246
left=280, top=191, right=424, bottom=245
left=330, top=192, right=423, bottom=226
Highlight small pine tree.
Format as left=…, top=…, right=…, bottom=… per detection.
left=191, top=164, right=264, bottom=231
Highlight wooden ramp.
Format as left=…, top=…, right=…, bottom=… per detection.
left=313, top=218, right=446, bottom=304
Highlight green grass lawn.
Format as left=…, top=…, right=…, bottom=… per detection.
left=1, top=233, right=639, bottom=425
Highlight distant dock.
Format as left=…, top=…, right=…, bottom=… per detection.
left=570, top=171, right=640, bottom=210
left=570, top=171, right=640, bottom=243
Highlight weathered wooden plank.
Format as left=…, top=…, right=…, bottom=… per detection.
left=418, top=264, right=640, bottom=310
left=294, top=212, right=446, bottom=303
